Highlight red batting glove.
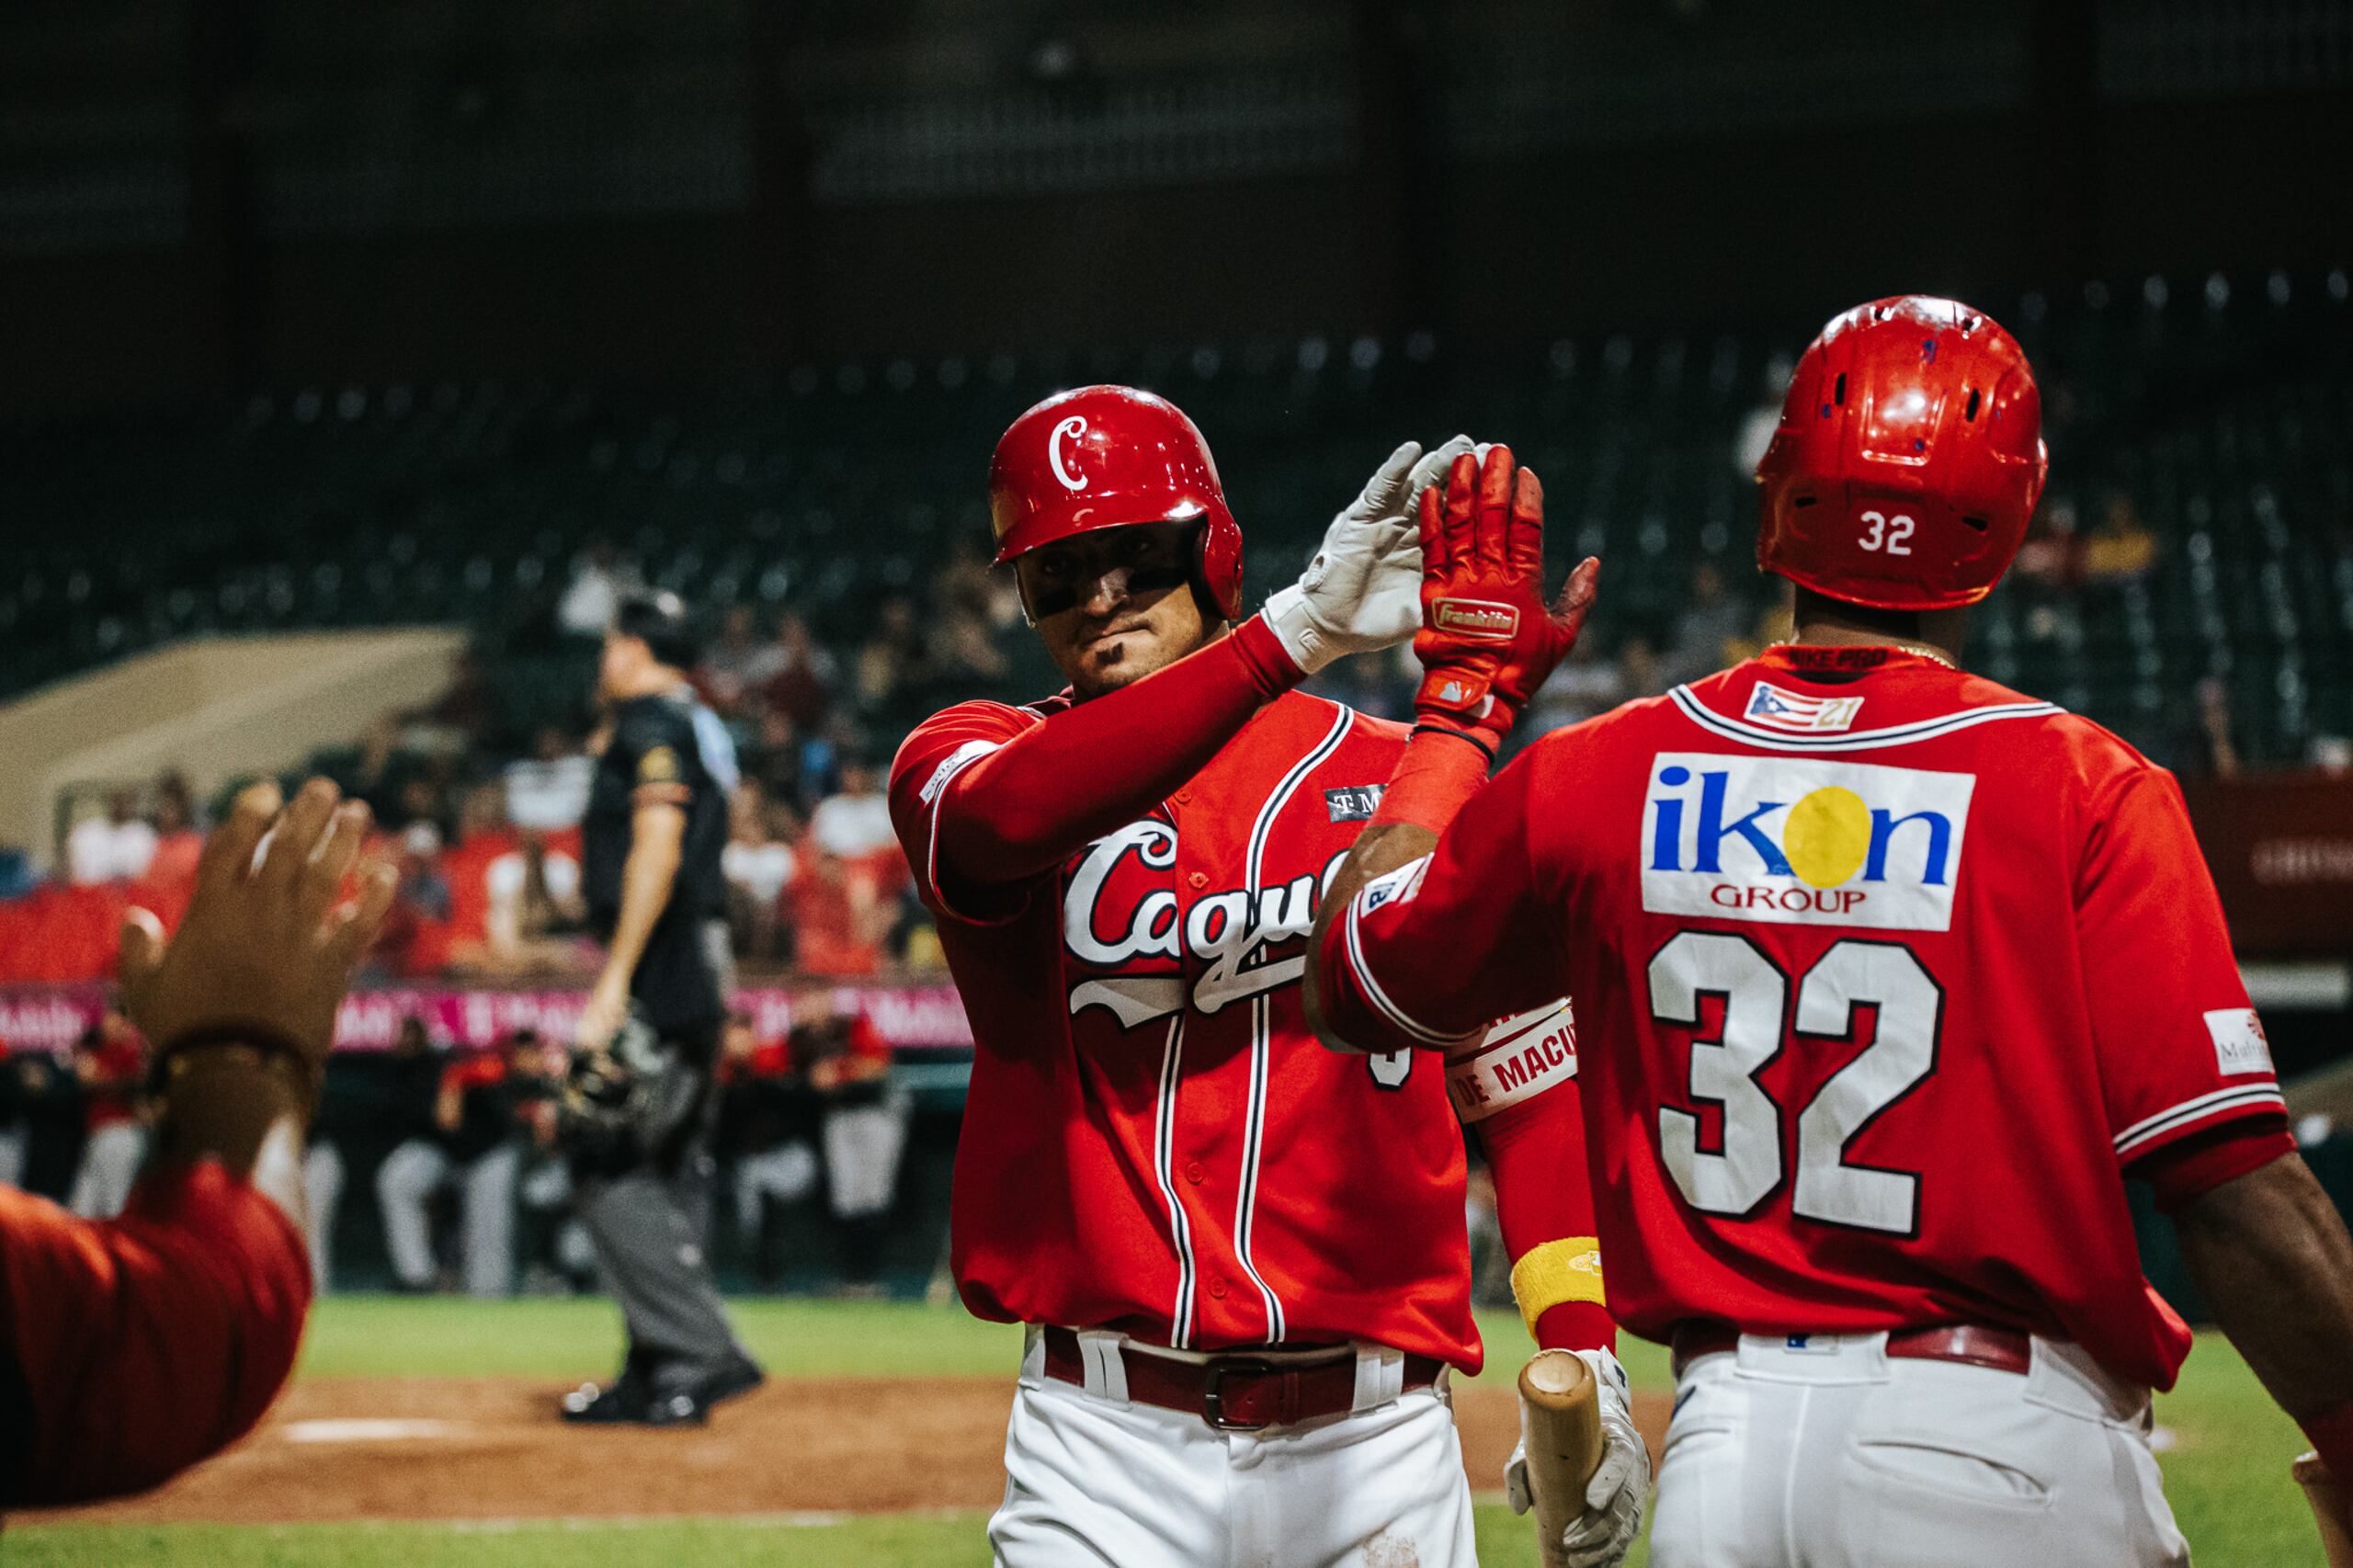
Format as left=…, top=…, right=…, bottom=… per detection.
left=1410, top=446, right=1600, bottom=757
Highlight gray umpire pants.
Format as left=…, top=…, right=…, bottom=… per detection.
left=574, top=1079, right=745, bottom=1385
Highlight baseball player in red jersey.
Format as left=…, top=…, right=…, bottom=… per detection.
left=3, top=778, right=398, bottom=1506
left=890, top=387, right=1620, bottom=1567
left=1312, top=298, right=2353, bottom=1566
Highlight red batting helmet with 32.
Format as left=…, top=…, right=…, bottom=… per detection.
left=1756, top=296, right=2048, bottom=612
left=988, top=385, right=1245, bottom=621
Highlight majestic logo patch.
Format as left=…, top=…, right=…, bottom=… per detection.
left=1431, top=599, right=1519, bottom=639
left=1640, top=752, right=1976, bottom=931
left=1744, top=682, right=1864, bottom=733
left=1048, top=415, right=1089, bottom=493
left=1324, top=784, right=1385, bottom=823
left=2205, top=1008, right=2273, bottom=1076
left=636, top=745, right=682, bottom=783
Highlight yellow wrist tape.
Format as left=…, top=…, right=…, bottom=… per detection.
left=1509, top=1236, right=1607, bottom=1340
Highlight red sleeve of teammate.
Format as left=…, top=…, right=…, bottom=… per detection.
left=888, top=615, right=1302, bottom=921
left=1461, top=1025, right=1614, bottom=1353
left=0, top=1163, right=311, bottom=1506
left=2077, top=761, right=2289, bottom=1187
left=1314, top=747, right=1574, bottom=1053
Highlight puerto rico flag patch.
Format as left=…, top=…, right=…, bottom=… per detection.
left=1745, top=682, right=1864, bottom=733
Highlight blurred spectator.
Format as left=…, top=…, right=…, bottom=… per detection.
left=1735, top=353, right=1795, bottom=474
left=787, top=846, right=898, bottom=977
left=66, top=790, right=158, bottom=886
left=723, top=785, right=799, bottom=967
left=851, top=597, right=928, bottom=716
left=717, top=1014, right=818, bottom=1286
left=809, top=756, right=896, bottom=861
left=1618, top=635, right=1668, bottom=700
left=304, top=1127, right=343, bottom=1297
left=699, top=606, right=785, bottom=717
left=1529, top=635, right=1629, bottom=733
left=421, top=648, right=500, bottom=751
left=559, top=539, right=637, bottom=639
left=2081, top=492, right=2158, bottom=585
left=760, top=612, right=836, bottom=730
left=506, top=726, right=593, bottom=830
left=792, top=987, right=908, bottom=1292
left=1665, top=562, right=1750, bottom=686
left=0, top=1038, right=24, bottom=1191
left=366, top=823, right=456, bottom=980
left=68, top=1006, right=146, bottom=1220
left=2180, top=676, right=2245, bottom=780
left=143, top=787, right=205, bottom=900
left=744, top=709, right=808, bottom=815
left=370, top=1018, right=448, bottom=1290
left=470, top=830, right=587, bottom=978
left=934, top=537, right=1025, bottom=634
left=377, top=1023, right=534, bottom=1297
left=2012, top=498, right=2083, bottom=590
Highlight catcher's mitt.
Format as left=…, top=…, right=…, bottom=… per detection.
left=559, top=1009, right=701, bottom=1170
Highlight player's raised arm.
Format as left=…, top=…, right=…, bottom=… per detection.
left=3, top=778, right=397, bottom=1506
left=892, top=388, right=1469, bottom=915
left=1305, top=445, right=1597, bottom=1055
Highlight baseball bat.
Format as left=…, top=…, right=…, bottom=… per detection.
left=1518, top=1349, right=1604, bottom=1568
left=2297, top=1452, right=2353, bottom=1568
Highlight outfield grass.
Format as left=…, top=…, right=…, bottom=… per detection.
left=7, top=1299, right=2328, bottom=1565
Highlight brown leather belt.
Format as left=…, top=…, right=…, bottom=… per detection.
left=1671, top=1323, right=2035, bottom=1381
left=1041, top=1326, right=1444, bottom=1431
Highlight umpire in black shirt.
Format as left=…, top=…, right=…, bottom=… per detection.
left=560, top=590, right=762, bottom=1426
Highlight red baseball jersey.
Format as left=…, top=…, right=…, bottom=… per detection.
left=1326, top=644, right=2285, bottom=1389
left=892, top=689, right=1483, bottom=1367
left=1, top=1162, right=310, bottom=1504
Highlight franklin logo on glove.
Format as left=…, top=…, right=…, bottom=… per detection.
left=1432, top=599, right=1520, bottom=639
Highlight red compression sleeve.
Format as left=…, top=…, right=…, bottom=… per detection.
left=934, top=614, right=1302, bottom=888
left=0, top=1163, right=312, bottom=1506
left=1368, top=731, right=1490, bottom=835
left=1481, top=1076, right=1614, bottom=1352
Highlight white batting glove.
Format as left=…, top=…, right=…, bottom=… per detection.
left=1262, top=434, right=1472, bottom=674
left=1505, top=1347, right=1650, bottom=1568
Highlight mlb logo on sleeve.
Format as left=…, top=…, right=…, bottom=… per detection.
left=1640, top=753, right=1976, bottom=930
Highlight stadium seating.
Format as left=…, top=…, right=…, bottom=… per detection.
left=3, top=265, right=2347, bottom=767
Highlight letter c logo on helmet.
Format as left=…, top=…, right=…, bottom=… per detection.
left=1756, top=296, right=2049, bottom=613
left=1048, top=415, right=1089, bottom=493
left=988, top=385, right=1245, bottom=622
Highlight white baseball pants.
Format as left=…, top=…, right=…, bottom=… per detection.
left=1649, top=1332, right=2189, bottom=1568
left=990, top=1327, right=1476, bottom=1568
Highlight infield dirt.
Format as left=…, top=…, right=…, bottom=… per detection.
left=29, top=1376, right=1672, bottom=1527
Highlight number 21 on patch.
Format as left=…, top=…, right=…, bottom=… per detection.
left=1859, top=511, right=1915, bottom=553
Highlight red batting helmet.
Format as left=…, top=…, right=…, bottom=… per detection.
left=988, top=385, right=1245, bottom=622
left=1756, top=296, right=2048, bottom=612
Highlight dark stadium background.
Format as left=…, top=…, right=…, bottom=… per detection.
left=0, top=0, right=2347, bottom=1312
